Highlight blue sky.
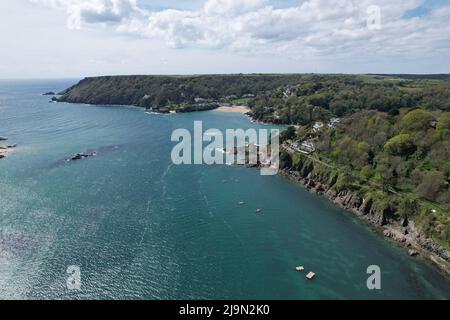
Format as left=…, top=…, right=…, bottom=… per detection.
left=403, top=0, right=449, bottom=17
left=1, top=0, right=449, bottom=78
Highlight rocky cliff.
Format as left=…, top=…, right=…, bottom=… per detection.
left=281, top=156, right=450, bottom=275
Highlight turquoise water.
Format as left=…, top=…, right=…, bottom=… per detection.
left=0, top=79, right=449, bottom=300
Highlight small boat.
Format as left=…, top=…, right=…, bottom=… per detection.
left=256, top=208, right=262, bottom=213
left=306, top=272, right=316, bottom=280
left=239, top=201, right=245, bottom=205
left=295, top=266, right=305, bottom=272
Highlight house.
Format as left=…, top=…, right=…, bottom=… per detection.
left=194, top=97, right=208, bottom=103
left=225, top=95, right=238, bottom=100
left=286, top=140, right=316, bottom=154
left=242, top=93, right=255, bottom=98
left=283, top=85, right=294, bottom=98
left=328, top=117, right=340, bottom=128
left=313, top=121, right=324, bottom=132
left=300, top=140, right=316, bottom=153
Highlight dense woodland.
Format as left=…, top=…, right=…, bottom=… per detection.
left=249, top=75, right=450, bottom=123
left=270, top=75, right=450, bottom=247
left=60, top=74, right=308, bottom=111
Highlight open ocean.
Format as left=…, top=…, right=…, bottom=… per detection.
left=0, top=79, right=449, bottom=299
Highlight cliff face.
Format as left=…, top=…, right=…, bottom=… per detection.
left=281, top=156, right=450, bottom=274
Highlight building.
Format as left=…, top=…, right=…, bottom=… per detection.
left=313, top=121, right=324, bottom=132
left=194, top=97, right=208, bottom=103
left=301, top=141, right=316, bottom=152
left=328, top=117, right=341, bottom=128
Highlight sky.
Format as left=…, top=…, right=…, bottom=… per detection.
left=0, top=0, right=449, bottom=78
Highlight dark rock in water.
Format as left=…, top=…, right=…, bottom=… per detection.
left=7, top=144, right=17, bottom=149
left=0, top=136, right=7, bottom=141
left=48, top=145, right=121, bottom=169
left=43, top=91, right=56, bottom=96
left=71, top=152, right=96, bottom=161
left=71, top=153, right=85, bottom=161
left=0, top=154, right=5, bottom=159
left=51, top=97, right=59, bottom=102
left=408, top=249, right=419, bottom=257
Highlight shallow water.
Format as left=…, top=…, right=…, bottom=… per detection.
left=0, top=79, right=449, bottom=299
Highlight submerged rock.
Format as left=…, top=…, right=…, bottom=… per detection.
left=70, top=152, right=97, bottom=161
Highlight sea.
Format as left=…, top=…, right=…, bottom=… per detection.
left=0, top=79, right=449, bottom=299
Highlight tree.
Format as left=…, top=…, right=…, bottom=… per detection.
left=396, top=198, right=419, bottom=219
left=280, top=150, right=293, bottom=169
left=436, top=112, right=450, bottom=140
left=415, top=171, right=446, bottom=201
left=281, top=126, right=296, bottom=142
left=384, top=134, right=416, bottom=157
left=400, top=109, right=434, bottom=132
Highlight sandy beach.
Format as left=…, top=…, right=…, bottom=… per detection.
left=213, top=105, right=250, bottom=113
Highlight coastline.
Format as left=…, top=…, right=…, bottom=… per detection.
left=0, top=148, right=8, bottom=158
left=0, top=143, right=15, bottom=159
left=54, top=99, right=450, bottom=277
left=279, top=167, right=450, bottom=276
left=242, top=111, right=450, bottom=276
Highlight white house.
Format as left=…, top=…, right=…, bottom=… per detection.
left=328, top=117, right=340, bottom=128
left=313, top=121, right=324, bottom=132
left=300, top=140, right=316, bottom=153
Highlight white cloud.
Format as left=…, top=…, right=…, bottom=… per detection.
left=29, top=0, right=145, bottom=29
left=12, top=0, right=450, bottom=77
left=27, top=0, right=450, bottom=60
left=140, top=0, right=450, bottom=61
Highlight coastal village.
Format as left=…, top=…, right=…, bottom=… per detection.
left=141, top=93, right=255, bottom=114
left=286, top=117, right=341, bottom=155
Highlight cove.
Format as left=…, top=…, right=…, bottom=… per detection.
left=0, top=79, right=449, bottom=300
